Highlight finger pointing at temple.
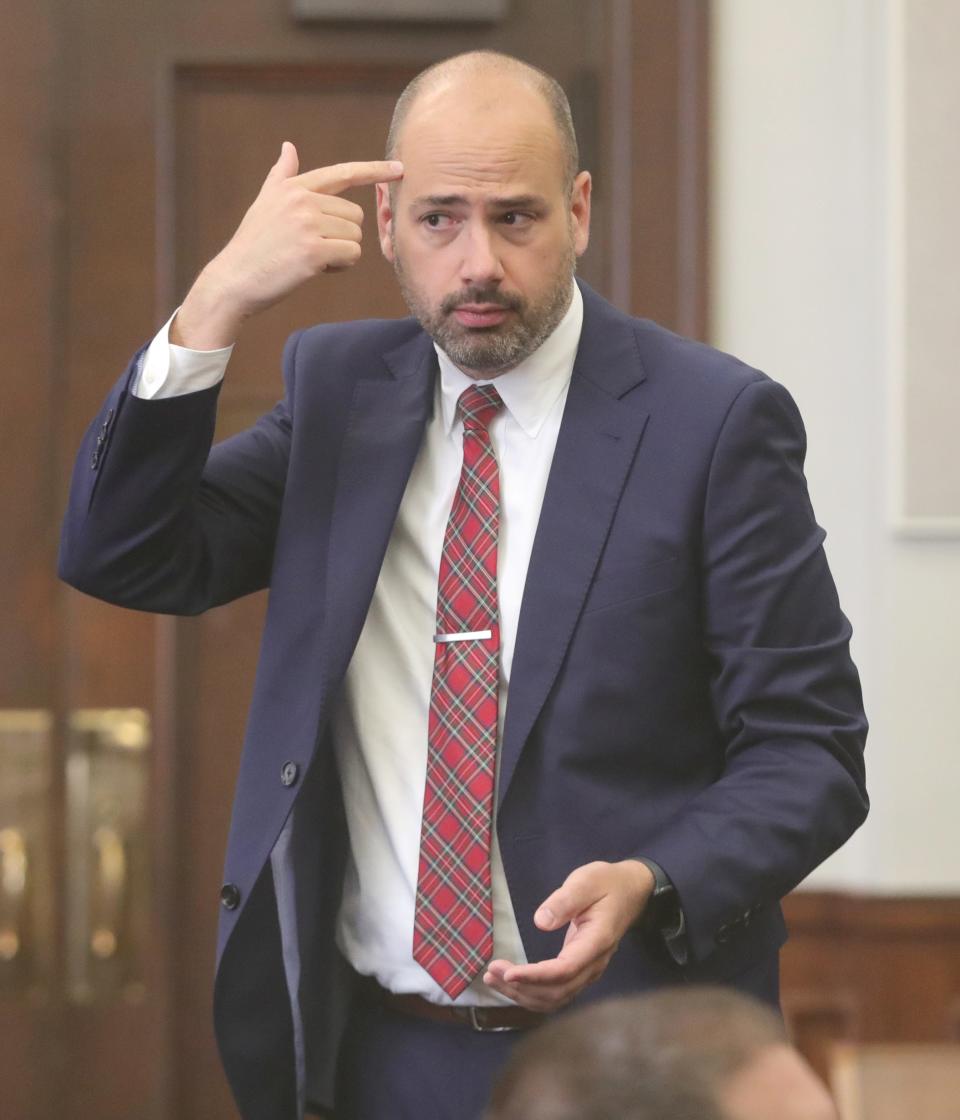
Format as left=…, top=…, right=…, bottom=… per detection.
left=171, top=146, right=404, bottom=350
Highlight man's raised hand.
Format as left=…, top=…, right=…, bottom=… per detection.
left=171, top=142, right=404, bottom=350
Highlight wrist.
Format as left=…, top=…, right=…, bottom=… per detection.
left=617, top=859, right=656, bottom=924
left=172, top=263, right=249, bottom=350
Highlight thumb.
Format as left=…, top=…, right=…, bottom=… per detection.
left=263, top=140, right=299, bottom=188
left=534, top=865, right=603, bottom=931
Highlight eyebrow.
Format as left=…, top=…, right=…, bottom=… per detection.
left=409, top=193, right=547, bottom=211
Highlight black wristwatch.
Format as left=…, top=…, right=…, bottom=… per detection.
left=636, top=857, right=688, bottom=966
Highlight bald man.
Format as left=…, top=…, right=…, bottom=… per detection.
left=60, top=51, right=868, bottom=1120
left=486, top=988, right=839, bottom=1120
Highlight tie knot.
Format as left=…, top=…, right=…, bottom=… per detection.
left=458, top=384, right=503, bottom=432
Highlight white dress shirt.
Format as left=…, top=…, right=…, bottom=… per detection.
left=134, top=284, right=584, bottom=1006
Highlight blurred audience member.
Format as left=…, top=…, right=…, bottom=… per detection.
left=485, top=987, right=838, bottom=1120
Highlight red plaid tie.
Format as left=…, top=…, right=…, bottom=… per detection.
left=414, top=383, right=504, bottom=999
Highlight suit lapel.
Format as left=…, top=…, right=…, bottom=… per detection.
left=322, top=331, right=436, bottom=691
left=497, top=288, right=649, bottom=808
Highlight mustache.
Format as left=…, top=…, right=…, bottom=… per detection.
left=441, top=288, right=523, bottom=315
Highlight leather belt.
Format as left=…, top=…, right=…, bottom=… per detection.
left=354, top=973, right=546, bottom=1033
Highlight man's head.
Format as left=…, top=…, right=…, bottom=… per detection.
left=485, top=988, right=839, bottom=1120
left=376, top=51, right=591, bottom=378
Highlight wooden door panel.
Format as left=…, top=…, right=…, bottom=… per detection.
left=170, top=63, right=417, bottom=413
left=1, top=4, right=63, bottom=1118
left=55, top=2, right=170, bottom=1116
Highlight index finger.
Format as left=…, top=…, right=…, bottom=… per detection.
left=294, top=160, right=404, bottom=196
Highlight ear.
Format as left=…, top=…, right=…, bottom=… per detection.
left=570, top=170, right=592, bottom=257
left=376, top=182, right=396, bottom=263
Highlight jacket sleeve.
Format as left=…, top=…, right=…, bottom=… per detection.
left=58, top=332, right=302, bottom=616
left=636, top=377, right=868, bottom=964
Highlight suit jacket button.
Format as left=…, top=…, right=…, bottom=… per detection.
left=220, top=883, right=241, bottom=910
left=280, top=761, right=299, bottom=787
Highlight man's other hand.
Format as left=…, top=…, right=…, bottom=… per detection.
left=483, top=859, right=655, bottom=1012
left=171, top=142, right=404, bottom=350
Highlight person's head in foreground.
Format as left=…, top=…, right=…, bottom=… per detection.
left=484, top=987, right=838, bottom=1120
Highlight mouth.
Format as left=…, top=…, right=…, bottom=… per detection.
left=452, top=304, right=511, bottom=329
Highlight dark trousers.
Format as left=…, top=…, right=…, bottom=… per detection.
left=332, top=996, right=527, bottom=1120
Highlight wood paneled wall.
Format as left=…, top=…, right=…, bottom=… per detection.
left=782, top=892, right=960, bottom=1082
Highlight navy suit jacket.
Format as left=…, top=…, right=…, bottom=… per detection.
left=59, top=282, right=868, bottom=1119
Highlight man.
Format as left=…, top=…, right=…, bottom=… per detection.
left=59, top=51, right=868, bottom=1120
left=485, top=988, right=839, bottom=1120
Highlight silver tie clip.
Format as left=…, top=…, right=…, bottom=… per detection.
left=433, top=630, right=493, bottom=643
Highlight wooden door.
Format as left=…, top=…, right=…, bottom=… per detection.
left=1, top=2, right=706, bottom=1116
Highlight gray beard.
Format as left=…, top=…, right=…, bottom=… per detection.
left=393, top=248, right=576, bottom=377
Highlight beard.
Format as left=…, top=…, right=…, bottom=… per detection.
left=392, top=238, right=576, bottom=376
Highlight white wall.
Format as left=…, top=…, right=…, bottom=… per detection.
left=710, top=0, right=960, bottom=892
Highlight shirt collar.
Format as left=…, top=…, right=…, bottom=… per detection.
left=435, top=282, right=583, bottom=439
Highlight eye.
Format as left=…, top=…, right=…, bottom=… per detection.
left=501, top=211, right=534, bottom=228
left=421, top=212, right=455, bottom=230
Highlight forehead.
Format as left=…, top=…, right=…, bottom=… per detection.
left=395, top=77, right=567, bottom=199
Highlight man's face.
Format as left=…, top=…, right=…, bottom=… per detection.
left=377, top=77, right=591, bottom=378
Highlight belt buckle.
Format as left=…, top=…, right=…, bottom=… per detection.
left=467, top=1005, right=517, bottom=1033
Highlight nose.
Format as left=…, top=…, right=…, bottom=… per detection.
left=459, top=223, right=504, bottom=287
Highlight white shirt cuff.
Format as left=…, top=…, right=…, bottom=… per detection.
left=133, top=307, right=233, bottom=399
